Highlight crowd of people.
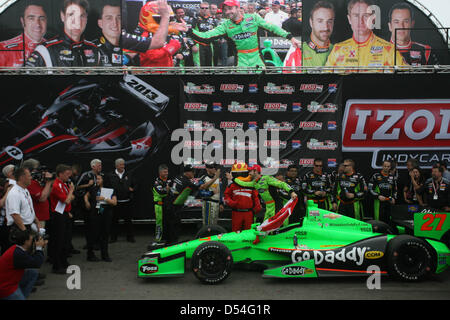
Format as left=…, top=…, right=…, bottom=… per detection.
left=0, top=155, right=449, bottom=299
left=0, top=158, right=134, bottom=299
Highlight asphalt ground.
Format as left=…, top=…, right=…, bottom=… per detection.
left=28, top=223, right=450, bottom=301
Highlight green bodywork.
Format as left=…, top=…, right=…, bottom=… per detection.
left=138, top=201, right=450, bottom=279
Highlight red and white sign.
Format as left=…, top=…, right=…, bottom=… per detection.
left=342, top=99, right=450, bottom=151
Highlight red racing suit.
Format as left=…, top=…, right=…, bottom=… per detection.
left=224, top=178, right=261, bottom=232
left=0, top=33, right=44, bottom=67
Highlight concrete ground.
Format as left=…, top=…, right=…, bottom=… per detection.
left=28, top=223, right=450, bottom=301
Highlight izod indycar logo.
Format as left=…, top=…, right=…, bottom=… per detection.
left=220, top=84, right=244, bottom=93
left=140, top=263, right=159, bottom=274
left=220, top=121, right=243, bottom=129
left=264, top=103, right=288, bottom=112
left=299, top=121, right=323, bottom=130
left=184, top=82, right=215, bottom=94
left=263, top=140, right=287, bottom=149
left=300, top=84, right=323, bottom=93
left=291, top=247, right=368, bottom=266
left=307, top=139, right=338, bottom=150
left=264, top=83, right=294, bottom=94
left=228, top=101, right=258, bottom=113
left=307, top=102, right=337, bottom=113
left=184, top=103, right=207, bottom=111
left=342, top=100, right=450, bottom=169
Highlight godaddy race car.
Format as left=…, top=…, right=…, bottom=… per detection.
left=138, top=200, right=450, bottom=284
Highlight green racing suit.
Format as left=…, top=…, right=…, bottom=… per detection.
left=233, top=175, right=294, bottom=221
left=189, top=13, right=293, bottom=68
left=302, top=37, right=334, bottom=67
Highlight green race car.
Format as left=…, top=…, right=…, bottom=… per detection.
left=138, top=201, right=450, bottom=284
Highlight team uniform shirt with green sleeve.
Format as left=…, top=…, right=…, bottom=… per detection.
left=189, top=13, right=293, bottom=67
left=302, top=37, right=334, bottom=67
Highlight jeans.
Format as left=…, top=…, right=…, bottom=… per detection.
left=1, top=269, right=38, bottom=300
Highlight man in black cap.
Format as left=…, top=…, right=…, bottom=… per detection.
left=163, top=165, right=201, bottom=244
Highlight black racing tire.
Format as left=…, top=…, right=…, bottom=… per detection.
left=191, top=241, right=233, bottom=284
left=386, top=235, right=435, bottom=281
left=367, top=220, right=398, bottom=235
left=195, top=224, right=228, bottom=239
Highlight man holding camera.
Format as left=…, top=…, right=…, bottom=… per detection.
left=0, top=229, right=46, bottom=300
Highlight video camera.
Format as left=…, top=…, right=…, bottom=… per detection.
left=31, top=165, right=56, bottom=185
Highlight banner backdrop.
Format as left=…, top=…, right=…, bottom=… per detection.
left=0, top=73, right=449, bottom=218
left=179, top=75, right=343, bottom=176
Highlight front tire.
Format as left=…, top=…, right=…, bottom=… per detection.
left=386, top=235, right=435, bottom=281
left=191, top=241, right=233, bottom=284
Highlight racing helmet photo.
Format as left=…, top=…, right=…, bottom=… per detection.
left=138, top=1, right=178, bottom=34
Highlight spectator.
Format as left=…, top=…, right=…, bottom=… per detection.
left=332, top=159, right=367, bottom=220
left=68, top=164, right=82, bottom=255
left=258, top=8, right=267, bottom=19
left=403, top=167, right=425, bottom=207
left=152, top=164, right=171, bottom=246
left=399, top=157, right=420, bottom=202
left=192, top=2, right=218, bottom=66
left=108, top=158, right=135, bottom=243
left=419, top=165, right=450, bottom=212
left=0, top=178, right=13, bottom=254
left=5, top=167, right=42, bottom=232
left=368, top=160, right=397, bottom=224
left=0, top=228, right=46, bottom=300
left=247, top=2, right=258, bottom=14
left=281, top=8, right=302, bottom=36
left=84, top=174, right=117, bottom=262
left=264, top=1, right=289, bottom=28
left=49, top=164, right=75, bottom=274
left=2, top=165, right=16, bottom=186
left=22, top=159, right=52, bottom=229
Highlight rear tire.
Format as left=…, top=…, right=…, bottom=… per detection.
left=386, top=235, right=435, bottom=281
left=195, top=224, right=227, bottom=239
left=191, top=241, right=233, bottom=284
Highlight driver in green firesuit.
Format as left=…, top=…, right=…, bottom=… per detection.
left=187, top=0, right=301, bottom=68
left=232, top=165, right=297, bottom=224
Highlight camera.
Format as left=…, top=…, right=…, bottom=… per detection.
left=31, top=165, right=56, bottom=185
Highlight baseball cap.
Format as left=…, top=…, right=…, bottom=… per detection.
left=221, top=0, right=240, bottom=8
left=272, top=1, right=281, bottom=5
left=249, top=164, right=262, bottom=173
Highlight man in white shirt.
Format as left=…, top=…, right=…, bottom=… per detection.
left=2, top=165, right=17, bottom=186
left=5, top=168, right=41, bottom=232
left=264, top=1, right=289, bottom=28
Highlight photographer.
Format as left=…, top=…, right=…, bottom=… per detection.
left=22, top=159, right=53, bottom=229
left=0, top=228, right=46, bottom=300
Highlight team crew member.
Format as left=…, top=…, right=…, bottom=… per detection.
left=388, top=2, right=438, bottom=66
left=49, top=164, right=75, bottom=274
left=26, top=0, right=101, bottom=67
left=192, top=2, right=218, bottom=66
left=368, top=160, right=397, bottom=224
left=419, top=165, right=450, bottom=212
left=224, top=163, right=261, bottom=232
left=0, top=2, right=47, bottom=67
left=189, top=0, right=300, bottom=68
left=95, top=1, right=123, bottom=67
left=198, top=163, right=223, bottom=226
left=302, top=0, right=335, bottom=67
left=325, top=0, right=407, bottom=69
left=332, top=159, right=367, bottom=220
left=302, top=158, right=333, bottom=210
left=165, top=165, right=200, bottom=244
left=233, top=165, right=297, bottom=220
left=152, top=164, right=171, bottom=245
left=284, top=165, right=304, bottom=222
